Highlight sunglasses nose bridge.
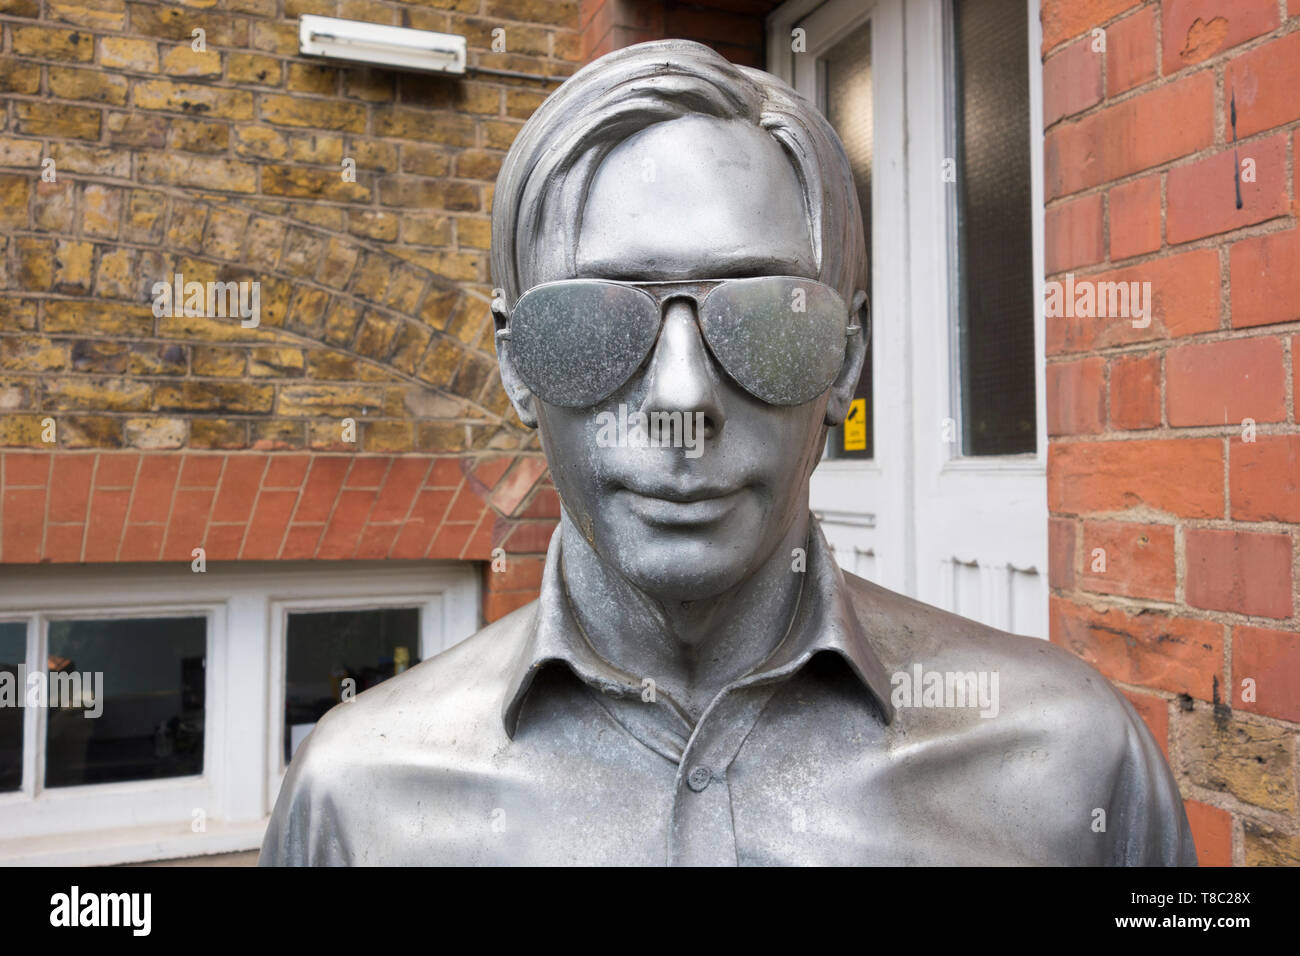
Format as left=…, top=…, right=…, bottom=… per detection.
left=650, top=287, right=712, bottom=341
left=640, top=298, right=723, bottom=435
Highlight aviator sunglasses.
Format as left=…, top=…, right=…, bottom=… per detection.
left=496, top=276, right=861, bottom=408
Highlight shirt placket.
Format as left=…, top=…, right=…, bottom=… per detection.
left=667, top=681, right=780, bottom=866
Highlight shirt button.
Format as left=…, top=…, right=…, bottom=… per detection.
left=687, top=766, right=712, bottom=792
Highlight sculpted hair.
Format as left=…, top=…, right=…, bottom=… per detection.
left=489, top=39, right=867, bottom=307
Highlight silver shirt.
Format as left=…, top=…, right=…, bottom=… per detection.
left=260, top=519, right=1196, bottom=866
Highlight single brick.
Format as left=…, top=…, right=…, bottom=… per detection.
left=1079, top=519, right=1176, bottom=601
left=1046, top=357, right=1105, bottom=435
left=1233, top=625, right=1300, bottom=722
left=1043, top=35, right=1102, bottom=127
left=1229, top=226, right=1300, bottom=328
left=1178, top=707, right=1294, bottom=813
left=1167, top=134, right=1288, bottom=244
left=1107, top=351, right=1161, bottom=430
left=1166, top=335, right=1286, bottom=426
left=1163, top=0, right=1277, bottom=75
left=1182, top=800, right=1232, bottom=866
left=1049, top=438, right=1223, bottom=518
left=1105, top=6, right=1156, bottom=96
left=1045, top=192, right=1104, bottom=273
left=1185, top=527, right=1293, bottom=618
left=1230, top=434, right=1300, bottom=523
left=1107, top=174, right=1161, bottom=260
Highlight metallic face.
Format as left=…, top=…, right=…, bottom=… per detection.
left=530, top=116, right=841, bottom=601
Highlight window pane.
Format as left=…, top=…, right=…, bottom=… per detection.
left=284, top=608, right=420, bottom=763
left=45, top=617, right=206, bottom=788
left=0, top=622, right=24, bottom=792
left=823, top=18, right=874, bottom=460
left=951, top=0, right=1036, bottom=455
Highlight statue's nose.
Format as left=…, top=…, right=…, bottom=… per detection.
left=640, top=299, right=723, bottom=440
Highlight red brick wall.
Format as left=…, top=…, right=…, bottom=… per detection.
left=578, top=0, right=782, bottom=68
left=0, top=446, right=557, bottom=598
left=1043, top=0, right=1299, bottom=865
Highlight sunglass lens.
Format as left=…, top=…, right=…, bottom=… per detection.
left=699, top=278, right=847, bottom=406
left=508, top=281, right=659, bottom=408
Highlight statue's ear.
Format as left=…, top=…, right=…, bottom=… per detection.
left=492, top=293, right=539, bottom=429
left=823, top=290, right=869, bottom=427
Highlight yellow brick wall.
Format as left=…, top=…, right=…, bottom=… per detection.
left=0, top=0, right=580, bottom=453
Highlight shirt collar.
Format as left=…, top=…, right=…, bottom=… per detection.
left=501, top=516, right=896, bottom=738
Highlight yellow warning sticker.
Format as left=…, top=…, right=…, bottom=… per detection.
left=844, top=398, right=866, bottom=451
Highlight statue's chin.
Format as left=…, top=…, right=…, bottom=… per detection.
left=598, top=536, right=755, bottom=604
left=559, top=491, right=776, bottom=603
left=622, top=567, right=744, bottom=604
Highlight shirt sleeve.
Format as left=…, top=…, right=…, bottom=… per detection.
left=1106, top=690, right=1198, bottom=866
left=258, top=731, right=349, bottom=867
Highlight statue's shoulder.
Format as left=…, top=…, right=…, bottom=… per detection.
left=260, top=601, right=541, bottom=864
left=839, top=571, right=1194, bottom=866
left=840, top=570, right=1132, bottom=733
left=295, top=599, right=538, bottom=763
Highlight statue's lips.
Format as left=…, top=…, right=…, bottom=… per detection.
left=617, top=484, right=743, bottom=526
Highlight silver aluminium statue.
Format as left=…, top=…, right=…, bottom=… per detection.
left=261, top=39, right=1196, bottom=866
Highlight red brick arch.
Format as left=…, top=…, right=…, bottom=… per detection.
left=0, top=449, right=558, bottom=622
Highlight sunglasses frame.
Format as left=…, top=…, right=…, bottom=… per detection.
left=496, top=275, right=862, bottom=407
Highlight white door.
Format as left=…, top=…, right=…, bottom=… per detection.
left=769, top=0, right=1049, bottom=637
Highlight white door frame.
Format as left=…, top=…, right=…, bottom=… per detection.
left=773, top=0, right=912, bottom=596
left=769, top=0, right=1049, bottom=636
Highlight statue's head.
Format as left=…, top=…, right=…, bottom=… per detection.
left=490, top=40, right=868, bottom=602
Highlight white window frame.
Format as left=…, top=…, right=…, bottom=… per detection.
left=930, top=0, right=1049, bottom=472
left=266, top=587, right=463, bottom=792
left=771, top=0, right=1047, bottom=476
left=0, top=560, right=478, bottom=865
left=0, top=603, right=224, bottom=850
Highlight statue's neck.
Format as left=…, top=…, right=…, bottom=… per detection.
left=557, top=508, right=810, bottom=721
